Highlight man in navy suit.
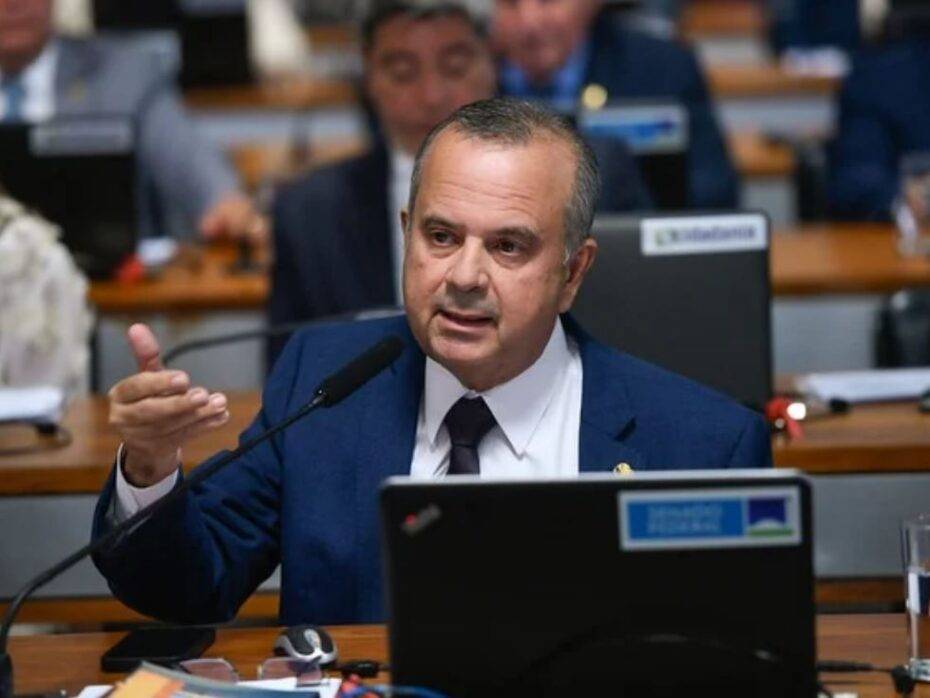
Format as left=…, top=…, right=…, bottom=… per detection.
left=830, top=38, right=930, bottom=220
left=491, top=0, right=738, bottom=210
left=93, top=98, right=771, bottom=625
left=268, top=0, right=650, bottom=365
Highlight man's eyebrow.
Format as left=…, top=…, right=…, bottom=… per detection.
left=493, top=226, right=539, bottom=242
left=421, top=215, right=464, bottom=231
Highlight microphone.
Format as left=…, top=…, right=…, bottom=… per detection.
left=160, top=307, right=402, bottom=365
left=0, top=335, right=405, bottom=698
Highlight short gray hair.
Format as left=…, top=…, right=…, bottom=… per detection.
left=407, top=98, right=601, bottom=259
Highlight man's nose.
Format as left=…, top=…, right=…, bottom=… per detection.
left=446, top=240, right=489, bottom=293
left=419, top=71, right=449, bottom=111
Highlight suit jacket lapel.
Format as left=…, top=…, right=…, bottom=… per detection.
left=54, top=39, right=99, bottom=115
left=565, top=315, right=645, bottom=473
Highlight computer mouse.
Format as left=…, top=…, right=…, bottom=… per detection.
left=273, top=625, right=338, bottom=666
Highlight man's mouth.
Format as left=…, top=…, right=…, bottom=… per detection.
left=438, top=309, right=495, bottom=329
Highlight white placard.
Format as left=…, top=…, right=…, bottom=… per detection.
left=641, top=214, right=768, bottom=256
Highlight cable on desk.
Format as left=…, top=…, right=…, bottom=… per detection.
left=817, top=659, right=915, bottom=696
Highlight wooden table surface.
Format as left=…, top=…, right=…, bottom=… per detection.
left=772, top=224, right=930, bottom=296
left=6, top=615, right=919, bottom=696
left=2, top=391, right=928, bottom=496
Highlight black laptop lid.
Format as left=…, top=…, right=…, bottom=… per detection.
left=94, top=0, right=252, bottom=87
left=382, top=472, right=815, bottom=697
left=572, top=212, right=772, bottom=409
left=577, top=101, right=689, bottom=210
left=0, top=118, right=137, bottom=278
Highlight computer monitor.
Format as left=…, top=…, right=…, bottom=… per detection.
left=571, top=212, right=772, bottom=409
left=94, top=0, right=253, bottom=88
left=577, top=101, right=689, bottom=210
left=382, top=471, right=816, bottom=697
left=0, top=119, right=137, bottom=278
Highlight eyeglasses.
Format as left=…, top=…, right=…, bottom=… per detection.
left=176, top=656, right=324, bottom=685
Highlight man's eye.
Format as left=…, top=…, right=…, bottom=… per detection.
left=430, top=230, right=454, bottom=245
left=497, top=239, right=521, bottom=255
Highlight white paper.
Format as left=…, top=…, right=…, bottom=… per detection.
left=0, top=386, right=64, bottom=423
left=796, top=368, right=930, bottom=403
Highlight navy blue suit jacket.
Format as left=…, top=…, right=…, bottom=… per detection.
left=769, top=0, right=860, bottom=53
left=92, top=315, right=772, bottom=626
left=267, top=138, right=650, bottom=365
left=529, top=13, right=738, bottom=210
left=830, top=41, right=930, bottom=220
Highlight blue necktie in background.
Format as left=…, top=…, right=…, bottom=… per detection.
left=1, top=75, right=26, bottom=122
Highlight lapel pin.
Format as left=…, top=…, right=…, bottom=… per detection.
left=613, top=462, right=634, bottom=476
left=581, top=83, right=608, bottom=111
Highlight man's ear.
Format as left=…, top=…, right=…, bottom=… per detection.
left=558, top=237, right=598, bottom=314
left=400, top=209, right=410, bottom=240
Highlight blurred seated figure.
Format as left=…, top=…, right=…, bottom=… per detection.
left=0, top=192, right=92, bottom=395
left=55, top=0, right=311, bottom=79
left=0, top=0, right=263, bottom=242
left=768, top=0, right=861, bottom=55
left=267, top=0, right=650, bottom=366
left=491, top=0, right=738, bottom=209
left=829, top=37, right=930, bottom=220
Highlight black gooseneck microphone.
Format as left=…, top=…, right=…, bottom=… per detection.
left=0, top=335, right=405, bottom=698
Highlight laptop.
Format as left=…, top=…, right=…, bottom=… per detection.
left=94, top=0, right=253, bottom=88
left=0, top=118, right=137, bottom=278
left=382, top=471, right=816, bottom=696
left=572, top=212, right=772, bottom=410
left=577, top=101, right=689, bottom=210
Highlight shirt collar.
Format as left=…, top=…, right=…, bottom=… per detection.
left=500, top=39, right=591, bottom=108
left=390, top=148, right=415, bottom=182
left=423, top=317, right=573, bottom=456
left=0, top=40, right=58, bottom=89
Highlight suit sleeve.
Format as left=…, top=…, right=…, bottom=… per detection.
left=136, top=83, right=240, bottom=227
left=680, top=50, right=740, bottom=209
left=90, top=337, right=304, bottom=624
left=726, top=412, right=773, bottom=469
left=828, top=66, right=898, bottom=220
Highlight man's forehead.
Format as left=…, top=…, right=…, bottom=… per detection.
left=369, top=12, right=479, bottom=51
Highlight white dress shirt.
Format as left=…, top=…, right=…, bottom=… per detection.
left=114, top=318, right=582, bottom=517
left=410, top=317, right=582, bottom=478
left=0, top=42, right=57, bottom=123
left=388, top=148, right=414, bottom=303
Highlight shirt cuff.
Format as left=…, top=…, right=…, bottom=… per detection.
left=113, top=443, right=180, bottom=521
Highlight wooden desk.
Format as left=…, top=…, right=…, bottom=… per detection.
left=729, top=131, right=795, bottom=177
left=772, top=224, right=930, bottom=296
left=680, top=0, right=766, bottom=38
left=7, top=616, right=919, bottom=696
left=88, top=246, right=268, bottom=315
left=707, top=64, right=840, bottom=98
left=4, top=390, right=928, bottom=495
left=184, top=79, right=356, bottom=112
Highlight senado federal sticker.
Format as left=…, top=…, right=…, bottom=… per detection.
left=641, top=214, right=767, bottom=256
left=618, top=487, right=801, bottom=551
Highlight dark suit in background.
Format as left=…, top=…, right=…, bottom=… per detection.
left=267, top=136, right=651, bottom=366
left=500, top=12, right=739, bottom=211
left=829, top=41, right=930, bottom=220
left=52, top=37, right=239, bottom=238
left=768, top=0, right=860, bottom=53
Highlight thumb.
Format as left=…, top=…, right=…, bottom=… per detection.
left=127, top=323, right=164, bottom=372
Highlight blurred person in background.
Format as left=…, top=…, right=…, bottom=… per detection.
left=268, top=1, right=497, bottom=366
left=0, top=0, right=264, bottom=243
left=267, top=0, right=650, bottom=367
left=829, top=0, right=930, bottom=219
left=53, top=0, right=313, bottom=79
left=491, top=0, right=738, bottom=210
left=768, top=0, right=861, bottom=55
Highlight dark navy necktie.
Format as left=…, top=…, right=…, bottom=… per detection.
left=1, top=75, right=25, bottom=123
left=444, top=397, right=497, bottom=475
